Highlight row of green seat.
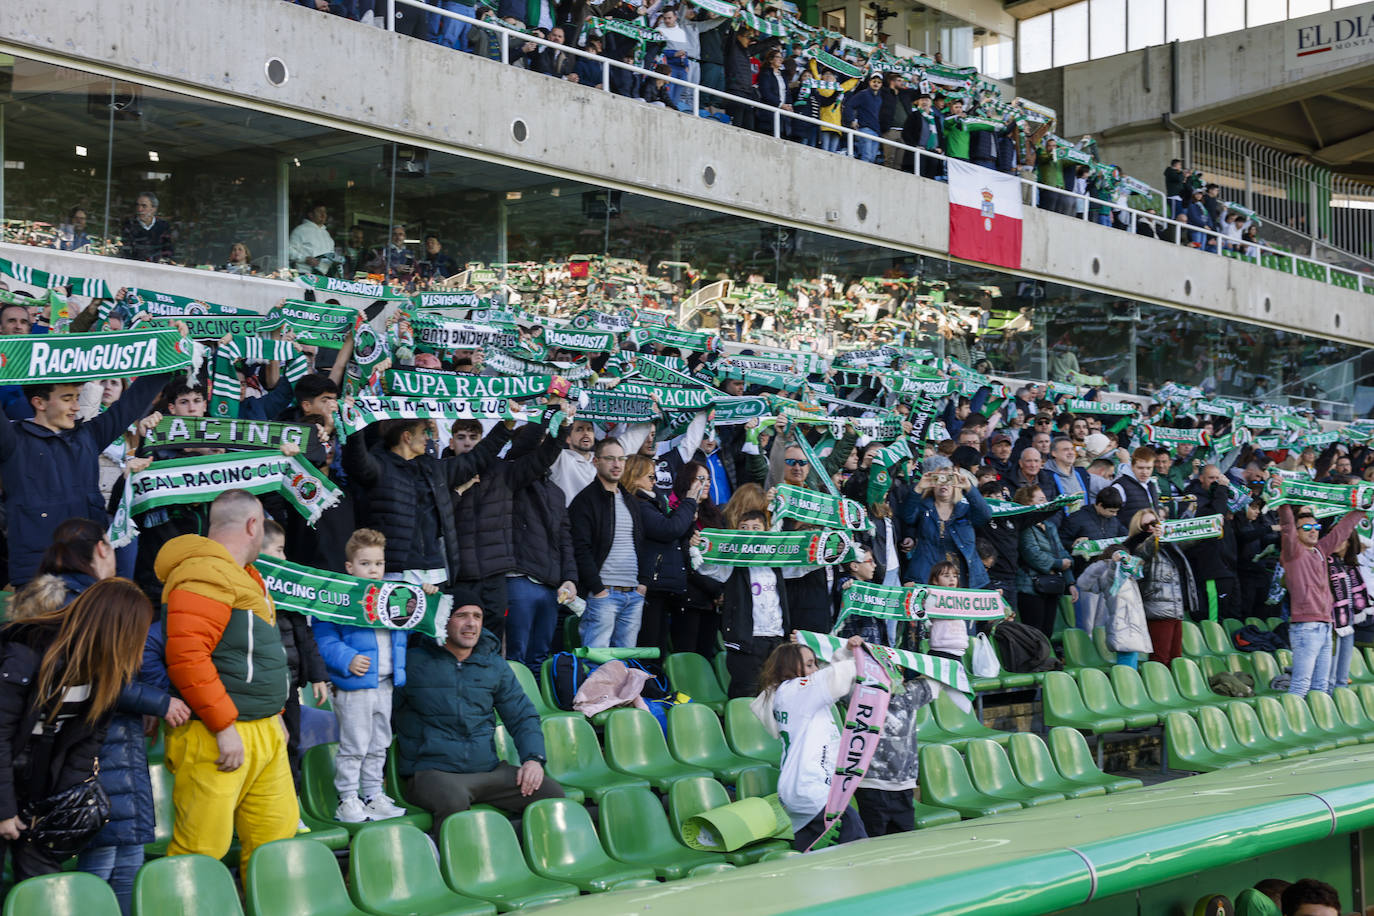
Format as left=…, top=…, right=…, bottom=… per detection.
left=1164, top=687, right=1374, bottom=772
left=917, top=728, right=1141, bottom=819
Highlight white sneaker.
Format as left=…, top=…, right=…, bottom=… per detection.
left=336, top=795, right=372, bottom=823
left=364, top=793, right=408, bottom=819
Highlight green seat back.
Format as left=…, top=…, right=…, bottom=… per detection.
left=1091, top=627, right=1114, bottom=665
left=1244, top=617, right=1265, bottom=630
left=244, top=838, right=366, bottom=916
left=541, top=714, right=650, bottom=802
left=494, top=724, right=519, bottom=767
left=1109, top=665, right=1168, bottom=716
left=1060, top=628, right=1109, bottom=669
left=666, top=702, right=764, bottom=783
left=1227, top=702, right=1301, bottom=757
left=931, top=691, right=1007, bottom=742
left=1275, top=648, right=1293, bottom=668
left=1170, top=657, right=1222, bottom=705
left=664, top=653, right=729, bottom=712
left=349, top=822, right=494, bottom=916
left=1223, top=618, right=1244, bottom=638
left=723, top=697, right=783, bottom=766
left=146, top=761, right=175, bottom=858
left=913, top=703, right=966, bottom=748
left=508, top=660, right=569, bottom=719
left=667, top=776, right=732, bottom=841
left=713, top=653, right=730, bottom=692
left=1195, top=705, right=1262, bottom=761
left=1140, top=661, right=1194, bottom=711
left=1165, top=711, right=1235, bottom=772
left=1304, top=691, right=1362, bottom=745
left=1333, top=686, right=1374, bottom=733
left=299, top=743, right=341, bottom=825
left=1078, top=667, right=1155, bottom=726
left=1348, top=649, right=1374, bottom=684
left=598, top=786, right=735, bottom=879
left=4, top=872, right=120, bottom=916
left=1046, top=726, right=1142, bottom=792
left=146, top=722, right=165, bottom=765
left=1254, top=696, right=1303, bottom=744
left=965, top=738, right=1062, bottom=806
left=133, top=853, right=243, bottom=916
left=916, top=744, right=1021, bottom=818
left=521, top=798, right=658, bottom=893
left=1042, top=670, right=1125, bottom=734
left=1199, top=620, right=1232, bottom=655
left=1006, top=732, right=1105, bottom=799
left=603, top=707, right=712, bottom=790
left=735, top=766, right=778, bottom=798
left=1250, top=652, right=1282, bottom=693
left=1179, top=621, right=1211, bottom=658
left=1275, top=695, right=1336, bottom=748
left=438, top=810, right=580, bottom=909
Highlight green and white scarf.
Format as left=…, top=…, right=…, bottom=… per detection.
left=694, top=528, right=855, bottom=567
left=0, top=257, right=111, bottom=299
left=809, top=48, right=865, bottom=80
left=633, top=353, right=706, bottom=388
left=0, top=328, right=194, bottom=385
left=835, top=580, right=1009, bottom=631
left=795, top=630, right=971, bottom=696
left=537, top=325, right=617, bottom=354
left=384, top=369, right=553, bottom=402
left=126, top=450, right=341, bottom=524
left=617, top=381, right=716, bottom=411
left=412, top=314, right=519, bottom=351
left=710, top=396, right=770, bottom=425
left=209, top=337, right=308, bottom=420
left=1265, top=476, right=1374, bottom=511
left=770, top=484, right=869, bottom=532
left=142, top=416, right=312, bottom=452
left=115, top=288, right=254, bottom=318
left=567, top=387, right=658, bottom=424
left=257, top=556, right=451, bottom=643
left=986, top=493, right=1083, bottom=517
left=626, top=326, right=720, bottom=354
left=337, top=396, right=525, bottom=437
left=411, top=290, right=483, bottom=310
left=295, top=274, right=409, bottom=301
left=262, top=300, right=356, bottom=347
left=867, top=438, right=911, bottom=504
left=484, top=347, right=595, bottom=382
left=1075, top=515, right=1225, bottom=557
left=1140, top=424, right=1209, bottom=448
left=1063, top=398, right=1137, bottom=417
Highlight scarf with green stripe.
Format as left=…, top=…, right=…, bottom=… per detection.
left=336, top=396, right=531, bottom=438
left=985, top=493, right=1082, bottom=517
left=484, top=347, right=595, bottom=382
left=1071, top=515, right=1227, bottom=558
left=0, top=257, right=111, bottom=299
left=770, top=484, right=868, bottom=532
left=1264, top=476, right=1374, bottom=511
left=626, top=326, right=720, bottom=354
left=808, top=48, right=865, bottom=80
left=208, top=337, right=308, bottom=419
left=795, top=630, right=971, bottom=696
left=413, top=314, right=520, bottom=352
left=142, top=417, right=311, bottom=452
left=384, top=369, right=554, bottom=402
left=867, top=438, right=911, bottom=504
left=112, top=288, right=255, bottom=320
left=835, top=580, right=1009, bottom=631
left=295, top=273, right=409, bottom=301
left=261, top=300, right=356, bottom=347
left=0, top=328, right=195, bottom=385
left=536, top=325, right=618, bottom=354
left=257, top=556, right=451, bottom=643
left=693, top=528, right=855, bottom=567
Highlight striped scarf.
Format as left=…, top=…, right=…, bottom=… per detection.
left=209, top=337, right=309, bottom=420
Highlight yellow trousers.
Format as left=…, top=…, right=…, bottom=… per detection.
left=165, top=716, right=299, bottom=873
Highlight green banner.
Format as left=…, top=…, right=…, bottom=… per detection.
left=627, top=326, right=720, bottom=354
left=128, top=450, right=342, bottom=525
left=0, top=328, right=192, bottom=385
left=695, top=528, right=855, bottom=567
left=413, top=314, right=519, bottom=350
left=296, top=274, right=410, bottom=301
left=538, top=325, right=617, bottom=354
left=262, top=299, right=356, bottom=346
left=257, top=556, right=450, bottom=642
left=770, top=484, right=869, bottom=532
left=411, top=290, right=483, bottom=309
left=142, top=416, right=312, bottom=452
left=384, top=369, right=553, bottom=401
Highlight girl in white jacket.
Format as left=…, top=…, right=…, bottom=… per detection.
left=1076, top=548, right=1152, bottom=668
left=750, top=635, right=868, bottom=850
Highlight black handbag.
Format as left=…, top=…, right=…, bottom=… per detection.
left=1032, top=573, right=1068, bottom=596
left=22, top=759, right=111, bottom=859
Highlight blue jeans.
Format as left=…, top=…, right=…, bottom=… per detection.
left=854, top=128, right=879, bottom=163
left=77, top=844, right=144, bottom=916
left=506, top=577, right=559, bottom=672
left=431, top=1, right=473, bottom=50
left=1288, top=621, right=1333, bottom=696
left=580, top=589, right=644, bottom=648
left=1330, top=629, right=1354, bottom=693
left=819, top=131, right=842, bottom=153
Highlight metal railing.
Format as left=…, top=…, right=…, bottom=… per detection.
left=380, top=0, right=1374, bottom=294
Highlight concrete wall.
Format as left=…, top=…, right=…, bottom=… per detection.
left=1, top=0, right=1371, bottom=344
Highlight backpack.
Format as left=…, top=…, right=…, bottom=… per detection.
left=992, top=621, right=1063, bottom=673
left=549, top=652, right=596, bottom=710
left=1231, top=624, right=1285, bottom=653
left=623, top=658, right=672, bottom=702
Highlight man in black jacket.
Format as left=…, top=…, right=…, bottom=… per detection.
left=1058, top=487, right=1127, bottom=572
left=1184, top=464, right=1241, bottom=621
left=568, top=437, right=645, bottom=647
left=723, top=25, right=769, bottom=131
left=344, top=415, right=512, bottom=591
left=119, top=191, right=175, bottom=263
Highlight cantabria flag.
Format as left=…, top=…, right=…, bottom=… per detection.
left=947, top=159, right=1023, bottom=270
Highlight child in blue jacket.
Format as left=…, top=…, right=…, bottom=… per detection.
left=314, top=528, right=412, bottom=823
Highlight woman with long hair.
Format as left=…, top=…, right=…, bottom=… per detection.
left=1014, top=485, right=1078, bottom=640
left=623, top=454, right=702, bottom=655
left=10, top=518, right=117, bottom=621
left=901, top=456, right=992, bottom=589
left=723, top=482, right=771, bottom=530
left=0, top=578, right=153, bottom=884
left=750, top=635, right=867, bottom=850
left=1127, top=507, right=1197, bottom=665
left=1327, top=529, right=1369, bottom=693
left=671, top=462, right=727, bottom=657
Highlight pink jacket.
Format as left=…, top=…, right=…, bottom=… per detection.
left=1280, top=504, right=1363, bottom=624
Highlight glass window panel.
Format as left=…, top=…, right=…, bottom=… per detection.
left=1127, top=0, right=1165, bottom=50
left=1166, top=0, right=1205, bottom=40
left=1053, top=3, right=1090, bottom=66
left=1247, top=0, right=1286, bottom=26
left=1019, top=14, right=1053, bottom=72
left=1089, top=0, right=1127, bottom=57
left=1288, top=0, right=1330, bottom=16
left=1333, top=0, right=1366, bottom=8
left=1205, top=0, right=1245, bottom=35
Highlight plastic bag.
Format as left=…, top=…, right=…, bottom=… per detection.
left=971, top=633, right=1001, bottom=678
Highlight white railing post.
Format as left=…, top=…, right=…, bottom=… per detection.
left=602, top=60, right=610, bottom=91
left=847, top=131, right=854, bottom=158
left=386, top=0, right=395, bottom=30
left=500, top=30, right=508, bottom=65
left=692, top=84, right=700, bottom=114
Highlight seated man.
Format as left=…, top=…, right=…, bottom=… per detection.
left=391, top=590, right=563, bottom=827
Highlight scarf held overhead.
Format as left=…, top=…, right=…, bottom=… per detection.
left=256, top=556, right=451, bottom=643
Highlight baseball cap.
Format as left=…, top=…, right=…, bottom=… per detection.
left=989, top=432, right=1012, bottom=445
left=1084, top=432, right=1112, bottom=457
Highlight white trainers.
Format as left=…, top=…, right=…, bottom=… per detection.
left=363, top=793, right=408, bottom=820
left=335, top=795, right=372, bottom=823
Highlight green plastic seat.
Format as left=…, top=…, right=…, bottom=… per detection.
left=350, top=822, right=496, bottom=916
left=1180, top=621, right=1220, bottom=658
left=1164, top=712, right=1250, bottom=772
left=1061, top=628, right=1111, bottom=670
left=1254, top=696, right=1338, bottom=753
left=521, top=798, right=659, bottom=893
left=1244, top=617, right=1266, bottom=630
left=146, top=722, right=166, bottom=765
left=962, top=642, right=1003, bottom=692
left=1199, top=620, right=1233, bottom=655
left=1092, top=627, right=1115, bottom=666
left=723, top=697, right=783, bottom=767
left=133, top=853, right=244, bottom=916
left=1042, top=671, right=1126, bottom=734
left=508, top=660, right=576, bottom=719
left=913, top=703, right=970, bottom=749
left=1359, top=684, right=1374, bottom=722
left=1077, top=668, right=1157, bottom=729
left=1222, top=618, right=1245, bottom=639
left=562, top=614, right=581, bottom=651
left=538, top=658, right=612, bottom=726
left=603, top=707, right=713, bottom=791
left=1226, top=702, right=1309, bottom=760
left=1262, top=696, right=1340, bottom=753
left=1195, top=705, right=1281, bottom=764
left=1266, top=617, right=1284, bottom=632
left=1046, top=727, right=1142, bottom=793
left=1347, top=650, right=1374, bottom=686
left=1171, top=657, right=1245, bottom=710
left=145, top=761, right=176, bottom=859
left=734, top=765, right=779, bottom=799
left=964, top=738, right=1064, bottom=807
left=1196, top=654, right=1235, bottom=678
left=1140, top=661, right=1205, bottom=716
left=541, top=715, right=651, bottom=802
left=4, top=872, right=121, bottom=916
left=667, top=777, right=795, bottom=865
left=1108, top=665, right=1173, bottom=720
left=1334, top=686, right=1374, bottom=740
left=931, top=691, right=1011, bottom=744
left=664, top=653, right=729, bottom=714
left=917, top=744, right=1023, bottom=818
left=1006, top=732, right=1106, bottom=800
left=1302, top=691, right=1364, bottom=747
left=302, top=744, right=433, bottom=835
left=1248, top=652, right=1285, bottom=697
left=245, top=838, right=369, bottom=916
left=666, top=703, right=773, bottom=784
left=713, top=653, right=730, bottom=693
left=438, top=810, right=580, bottom=912
left=598, top=786, right=737, bottom=879
left=1275, top=648, right=1293, bottom=668
left=382, top=744, right=444, bottom=828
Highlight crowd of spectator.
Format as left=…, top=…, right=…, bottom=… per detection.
left=0, top=212, right=1368, bottom=905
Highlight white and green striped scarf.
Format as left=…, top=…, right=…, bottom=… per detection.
left=208, top=337, right=308, bottom=420
left=795, top=630, right=971, bottom=696
left=0, top=257, right=111, bottom=299
left=257, top=556, right=452, bottom=644
left=124, top=449, right=342, bottom=526
left=770, top=484, right=869, bottom=532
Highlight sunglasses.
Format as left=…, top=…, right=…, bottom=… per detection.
left=1298, top=523, right=1321, bottom=531
left=784, top=458, right=810, bottom=467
